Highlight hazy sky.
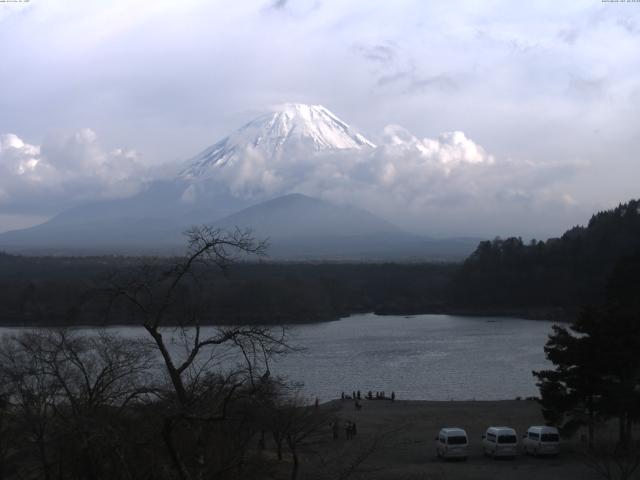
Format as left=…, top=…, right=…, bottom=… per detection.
left=1, top=0, right=639, bottom=237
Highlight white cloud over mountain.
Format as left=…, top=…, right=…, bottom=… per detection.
left=0, top=103, right=588, bottom=237
left=289, top=136, right=582, bottom=235
left=0, top=129, right=149, bottom=215
left=174, top=105, right=585, bottom=236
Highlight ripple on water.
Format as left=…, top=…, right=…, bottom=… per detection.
left=271, top=313, right=555, bottom=401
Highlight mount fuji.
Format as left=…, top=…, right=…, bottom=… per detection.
left=181, top=103, right=375, bottom=180
left=0, top=104, right=479, bottom=259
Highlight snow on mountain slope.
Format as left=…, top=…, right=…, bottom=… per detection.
left=181, top=103, right=375, bottom=180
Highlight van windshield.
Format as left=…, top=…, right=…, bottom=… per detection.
left=541, top=433, right=559, bottom=442
left=498, top=435, right=517, bottom=444
left=447, top=436, right=467, bottom=445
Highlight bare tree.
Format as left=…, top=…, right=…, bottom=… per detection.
left=24, top=330, right=155, bottom=413
left=0, top=382, right=13, bottom=479
left=0, top=329, right=156, bottom=480
left=580, top=441, right=640, bottom=480
left=107, top=226, right=293, bottom=480
left=256, top=389, right=333, bottom=480
left=312, top=426, right=397, bottom=480
left=283, top=397, right=334, bottom=480
left=0, top=333, right=60, bottom=480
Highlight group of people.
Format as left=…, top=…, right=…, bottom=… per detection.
left=341, top=390, right=396, bottom=402
left=331, top=388, right=397, bottom=443
left=368, top=390, right=395, bottom=401
left=345, top=421, right=357, bottom=439
left=331, top=419, right=357, bottom=440
left=341, top=390, right=361, bottom=400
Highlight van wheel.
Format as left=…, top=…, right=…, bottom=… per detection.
left=533, top=449, right=538, bottom=458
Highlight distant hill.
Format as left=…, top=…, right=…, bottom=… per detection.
left=213, top=193, right=404, bottom=260
left=0, top=180, right=248, bottom=254
left=0, top=192, right=479, bottom=260
left=451, top=199, right=640, bottom=312
left=213, top=193, right=400, bottom=238
left=204, top=193, right=478, bottom=260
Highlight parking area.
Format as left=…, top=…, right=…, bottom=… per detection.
left=302, top=399, right=609, bottom=480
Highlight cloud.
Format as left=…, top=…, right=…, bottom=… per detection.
left=0, top=123, right=588, bottom=238
left=188, top=124, right=583, bottom=236
left=407, top=74, right=458, bottom=94
left=617, top=17, right=640, bottom=35
left=1, top=0, right=638, bottom=236
left=355, top=40, right=458, bottom=95
left=377, top=71, right=408, bottom=86
left=354, top=43, right=397, bottom=64
left=377, top=69, right=458, bottom=94
left=558, top=27, right=580, bottom=45
left=0, top=129, right=150, bottom=215
left=568, top=75, right=607, bottom=100
left=267, top=0, right=288, bottom=11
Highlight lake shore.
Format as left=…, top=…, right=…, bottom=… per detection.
left=290, top=399, right=610, bottom=480
left=375, top=305, right=574, bottom=323
left=0, top=305, right=574, bottom=327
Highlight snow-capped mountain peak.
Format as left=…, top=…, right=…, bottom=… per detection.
left=180, top=103, right=375, bottom=179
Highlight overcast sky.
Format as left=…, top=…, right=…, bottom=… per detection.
left=1, top=0, right=639, bottom=237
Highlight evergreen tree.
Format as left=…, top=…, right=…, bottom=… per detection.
left=533, top=307, right=607, bottom=447
left=534, top=252, right=640, bottom=449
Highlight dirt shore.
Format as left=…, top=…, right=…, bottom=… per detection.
left=292, top=399, right=611, bottom=479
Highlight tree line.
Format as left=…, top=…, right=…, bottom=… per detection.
left=0, top=254, right=455, bottom=327
left=450, top=199, right=640, bottom=315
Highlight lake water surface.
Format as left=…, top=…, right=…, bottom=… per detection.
left=272, top=313, right=556, bottom=401
left=0, top=314, right=556, bottom=401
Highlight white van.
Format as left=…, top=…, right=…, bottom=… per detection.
left=522, top=426, right=560, bottom=457
left=482, top=427, right=518, bottom=458
left=435, top=428, right=468, bottom=460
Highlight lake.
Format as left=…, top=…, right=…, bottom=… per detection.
left=271, top=314, right=556, bottom=401
left=0, top=313, right=556, bottom=401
